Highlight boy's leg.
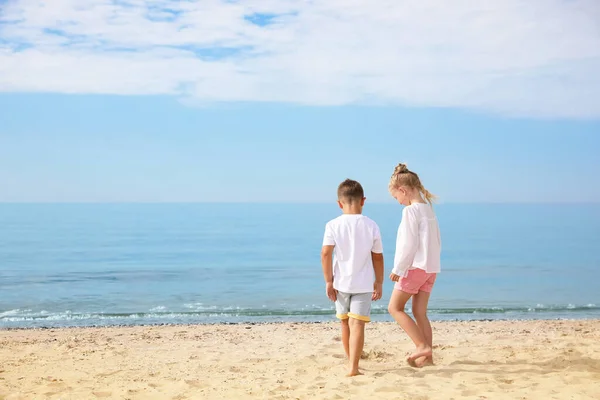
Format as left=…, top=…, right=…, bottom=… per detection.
left=387, top=289, right=431, bottom=366
left=348, top=317, right=365, bottom=376
left=412, top=290, right=433, bottom=366
left=335, top=292, right=351, bottom=359
left=346, top=293, right=372, bottom=376
left=341, top=318, right=350, bottom=358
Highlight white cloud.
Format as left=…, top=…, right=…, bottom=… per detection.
left=1, top=0, right=599, bottom=118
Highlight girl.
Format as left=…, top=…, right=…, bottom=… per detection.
left=387, top=163, right=441, bottom=368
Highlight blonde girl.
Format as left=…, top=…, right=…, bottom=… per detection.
left=387, top=163, right=441, bottom=367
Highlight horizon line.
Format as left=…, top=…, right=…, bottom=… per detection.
left=1, top=201, right=599, bottom=205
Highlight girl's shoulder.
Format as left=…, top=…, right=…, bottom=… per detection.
left=404, top=203, right=436, bottom=218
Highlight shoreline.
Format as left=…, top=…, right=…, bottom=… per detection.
left=2, top=320, right=600, bottom=399
left=2, top=315, right=600, bottom=331
left=2, top=303, right=598, bottom=329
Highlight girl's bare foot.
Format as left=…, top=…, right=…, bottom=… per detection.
left=407, top=345, right=432, bottom=367
left=415, top=355, right=434, bottom=368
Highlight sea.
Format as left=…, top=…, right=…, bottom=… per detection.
left=1, top=203, right=599, bottom=329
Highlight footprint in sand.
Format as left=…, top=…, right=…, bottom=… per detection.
left=361, top=350, right=393, bottom=360
left=184, top=380, right=209, bottom=389
left=97, top=370, right=122, bottom=378
left=272, top=384, right=291, bottom=392
left=496, top=378, right=514, bottom=384
left=374, top=386, right=398, bottom=393
left=93, top=391, right=112, bottom=398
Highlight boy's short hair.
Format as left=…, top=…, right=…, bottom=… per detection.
left=337, top=179, right=364, bottom=203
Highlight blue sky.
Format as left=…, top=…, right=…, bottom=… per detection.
left=1, top=1, right=599, bottom=203
left=1, top=94, right=599, bottom=203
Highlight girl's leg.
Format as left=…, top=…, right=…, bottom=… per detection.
left=387, top=289, right=432, bottom=366
left=412, top=290, right=433, bottom=366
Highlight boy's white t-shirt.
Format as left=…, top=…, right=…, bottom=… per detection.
left=392, top=203, right=441, bottom=277
left=322, top=214, right=383, bottom=294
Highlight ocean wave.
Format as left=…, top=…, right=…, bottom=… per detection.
left=2, top=303, right=599, bottom=327
left=0, top=309, right=31, bottom=318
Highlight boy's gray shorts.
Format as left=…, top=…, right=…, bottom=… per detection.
left=335, top=291, right=372, bottom=322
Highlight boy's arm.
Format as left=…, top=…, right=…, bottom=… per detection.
left=371, top=225, right=384, bottom=301
left=321, top=245, right=336, bottom=301
left=371, top=252, right=384, bottom=301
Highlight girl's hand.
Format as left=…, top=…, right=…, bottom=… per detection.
left=389, top=272, right=401, bottom=282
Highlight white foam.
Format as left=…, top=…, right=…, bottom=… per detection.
left=0, top=309, right=22, bottom=317
left=183, top=302, right=215, bottom=311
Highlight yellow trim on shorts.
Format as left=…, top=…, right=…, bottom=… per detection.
left=336, top=313, right=349, bottom=320
left=348, top=313, right=370, bottom=322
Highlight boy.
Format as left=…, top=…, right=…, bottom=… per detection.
left=321, top=179, right=384, bottom=376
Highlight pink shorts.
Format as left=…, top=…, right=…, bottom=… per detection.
left=395, top=268, right=437, bottom=294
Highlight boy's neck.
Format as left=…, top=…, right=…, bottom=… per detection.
left=342, top=205, right=363, bottom=215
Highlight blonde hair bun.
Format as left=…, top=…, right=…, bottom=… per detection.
left=394, top=163, right=409, bottom=175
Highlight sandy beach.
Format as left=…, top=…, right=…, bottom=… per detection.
left=1, top=320, right=599, bottom=399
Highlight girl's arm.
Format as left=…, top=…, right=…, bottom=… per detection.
left=391, top=207, right=419, bottom=277
left=437, top=219, right=442, bottom=248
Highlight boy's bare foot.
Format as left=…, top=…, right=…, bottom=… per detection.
left=407, top=346, right=432, bottom=367
left=346, top=369, right=363, bottom=377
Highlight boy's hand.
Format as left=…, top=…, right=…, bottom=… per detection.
left=372, top=282, right=382, bottom=301
left=325, top=282, right=337, bottom=302
left=389, top=272, right=401, bottom=282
